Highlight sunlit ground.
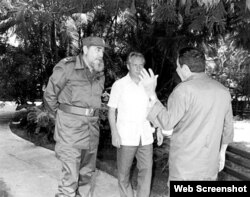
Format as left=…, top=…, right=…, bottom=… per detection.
left=0, top=101, right=41, bottom=122
left=233, top=120, right=250, bottom=149
left=0, top=101, right=42, bottom=111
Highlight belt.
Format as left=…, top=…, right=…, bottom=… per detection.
left=58, top=104, right=99, bottom=117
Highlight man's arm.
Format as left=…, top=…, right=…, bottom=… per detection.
left=140, top=68, right=186, bottom=130
left=147, top=89, right=186, bottom=130
left=108, top=107, right=121, bottom=148
left=43, top=62, right=67, bottom=116
left=219, top=99, right=234, bottom=171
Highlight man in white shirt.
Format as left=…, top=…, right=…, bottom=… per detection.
left=108, top=52, right=163, bottom=197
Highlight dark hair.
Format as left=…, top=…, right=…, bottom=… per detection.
left=178, top=47, right=205, bottom=72
left=126, top=52, right=145, bottom=65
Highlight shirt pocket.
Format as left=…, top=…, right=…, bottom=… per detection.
left=70, top=79, right=90, bottom=104
left=92, top=80, right=104, bottom=96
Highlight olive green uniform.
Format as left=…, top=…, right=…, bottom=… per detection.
left=44, top=55, right=104, bottom=197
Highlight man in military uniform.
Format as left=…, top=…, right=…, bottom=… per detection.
left=43, top=36, right=108, bottom=197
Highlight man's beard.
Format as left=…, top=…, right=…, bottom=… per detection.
left=90, top=59, right=104, bottom=72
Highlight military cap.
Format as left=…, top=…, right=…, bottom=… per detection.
left=82, top=36, right=109, bottom=48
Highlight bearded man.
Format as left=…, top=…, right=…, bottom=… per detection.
left=44, top=36, right=108, bottom=197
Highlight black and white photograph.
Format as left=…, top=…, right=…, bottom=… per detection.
left=0, top=0, right=250, bottom=197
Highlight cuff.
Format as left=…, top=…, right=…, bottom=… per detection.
left=147, top=100, right=165, bottom=127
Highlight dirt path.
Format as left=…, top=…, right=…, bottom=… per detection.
left=0, top=104, right=120, bottom=197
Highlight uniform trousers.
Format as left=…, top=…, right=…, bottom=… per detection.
left=117, top=143, right=153, bottom=197
left=55, top=143, right=97, bottom=197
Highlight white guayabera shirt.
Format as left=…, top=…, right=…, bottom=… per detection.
left=108, top=74, right=154, bottom=146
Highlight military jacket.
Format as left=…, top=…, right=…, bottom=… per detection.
left=43, top=55, right=105, bottom=149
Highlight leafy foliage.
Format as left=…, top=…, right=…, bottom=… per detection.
left=0, top=45, right=43, bottom=103
left=206, top=34, right=250, bottom=97
left=1, top=0, right=250, bottom=113
left=2, top=0, right=250, bottom=176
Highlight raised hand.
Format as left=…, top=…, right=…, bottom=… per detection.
left=139, top=68, right=158, bottom=98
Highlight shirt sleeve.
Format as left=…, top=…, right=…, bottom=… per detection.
left=221, top=97, right=234, bottom=144
left=147, top=87, right=186, bottom=131
left=43, top=62, right=68, bottom=115
left=107, top=81, right=121, bottom=109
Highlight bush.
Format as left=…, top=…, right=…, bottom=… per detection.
left=15, top=103, right=55, bottom=143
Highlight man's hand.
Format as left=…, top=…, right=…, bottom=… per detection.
left=219, top=152, right=226, bottom=172
left=111, top=130, right=121, bottom=148
left=219, top=144, right=228, bottom=172
left=108, top=108, right=121, bottom=148
left=156, top=128, right=164, bottom=146
left=140, top=68, right=158, bottom=98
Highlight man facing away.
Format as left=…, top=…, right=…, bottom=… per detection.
left=108, top=52, right=163, bottom=197
left=140, top=47, right=234, bottom=181
left=43, top=36, right=108, bottom=197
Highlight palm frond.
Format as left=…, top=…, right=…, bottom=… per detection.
left=60, top=16, right=80, bottom=55
left=0, top=0, right=27, bottom=33
left=154, top=1, right=178, bottom=23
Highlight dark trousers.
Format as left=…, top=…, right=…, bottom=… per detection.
left=117, top=144, right=153, bottom=197
left=55, top=143, right=97, bottom=197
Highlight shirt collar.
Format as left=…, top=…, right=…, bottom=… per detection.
left=125, top=73, right=137, bottom=84
left=125, top=73, right=133, bottom=82
left=76, top=54, right=105, bottom=79
left=75, top=54, right=86, bottom=70
left=185, top=73, right=208, bottom=82
left=125, top=73, right=143, bottom=87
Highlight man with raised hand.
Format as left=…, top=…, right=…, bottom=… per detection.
left=108, top=52, right=163, bottom=197
left=140, top=47, right=234, bottom=181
